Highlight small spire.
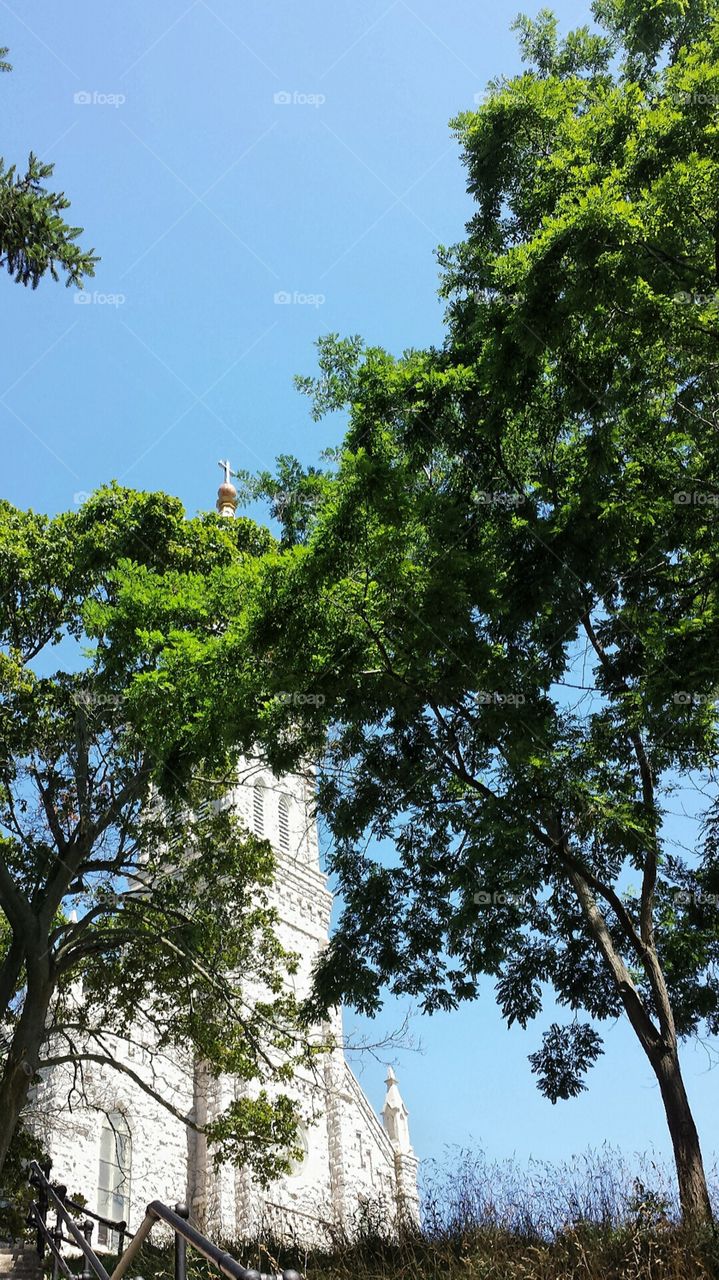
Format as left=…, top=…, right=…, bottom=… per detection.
left=382, top=1065, right=413, bottom=1155
left=216, top=459, right=238, bottom=518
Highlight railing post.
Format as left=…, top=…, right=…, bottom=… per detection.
left=34, top=1167, right=49, bottom=1258
left=34, top=1211, right=45, bottom=1259
left=174, top=1203, right=189, bottom=1280
left=51, top=1223, right=63, bottom=1280
left=52, top=1186, right=67, bottom=1280
left=82, top=1220, right=95, bottom=1280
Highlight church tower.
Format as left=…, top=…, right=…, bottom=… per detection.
left=29, top=466, right=419, bottom=1245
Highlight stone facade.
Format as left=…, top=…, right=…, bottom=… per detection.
left=30, top=760, right=419, bottom=1246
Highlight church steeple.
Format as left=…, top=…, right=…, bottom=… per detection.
left=382, top=1065, right=420, bottom=1223
left=216, top=459, right=238, bottom=518
left=382, top=1066, right=413, bottom=1155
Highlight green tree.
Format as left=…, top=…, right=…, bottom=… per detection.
left=0, top=47, right=97, bottom=288
left=214, top=0, right=719, bottom=1226
left=0, top=1123, right=46, bottom=1239
left=0, top=486, right=306, bottom=1185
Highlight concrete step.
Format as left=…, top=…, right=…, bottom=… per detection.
left=0, top=1247, right=43, bottom=1280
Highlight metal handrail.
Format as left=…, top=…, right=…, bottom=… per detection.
left=29, top=1162, right=128, bottom=1254
left=110, top=1201, right=302, bottom=1280
left=29, top=1168, right=110, bottom=1280
left=28, top=1205, right=75, bottom=1280
left=28, top=1161, right=127, bottom=1280
left=63, top=1196, right=132, bottom=1241
left=27, top=1160, right=303, bottom=1280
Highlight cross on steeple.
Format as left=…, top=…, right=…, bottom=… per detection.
left=216, top=459, right=238, bottom=518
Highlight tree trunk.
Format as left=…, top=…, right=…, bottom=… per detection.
left=563, top=858, right=713, bottom=1227
left=0, top=940, right=25, bottom=1014
left=0, top=954, right=54, bottom=1177
left=648, top=1042, right=713, bottom=1227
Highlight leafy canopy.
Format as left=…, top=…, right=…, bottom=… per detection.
left=211, top=0, right=719, bottom=1106
left=0, top=46, right=97, bottom=287
left=0, top=487, right=308, bottom=1182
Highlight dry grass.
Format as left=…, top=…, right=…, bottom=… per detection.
left=237, top=1147, right=719, bottom=1280
left=76, top=1147, right=719, bottom=1280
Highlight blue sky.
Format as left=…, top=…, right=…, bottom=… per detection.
left=1, top=0, right=717, bottom=1194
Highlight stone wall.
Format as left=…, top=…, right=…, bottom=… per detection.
left=32, top=1033, right=193, bottom=1230
left=30, top=760, right=418, bottom=1246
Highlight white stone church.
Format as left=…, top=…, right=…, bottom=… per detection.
left=28, top=472, right=419, bottom=1248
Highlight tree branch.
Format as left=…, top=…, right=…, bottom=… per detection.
left=39, top=1050, right=203, bottom=1135
left=580, top=608, right=659, bottom=946
left=548, top=819, right=662, bottom=1055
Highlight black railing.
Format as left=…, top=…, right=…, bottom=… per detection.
left=27, top=1161, right=301, bottom=1280
left=28, top=1162, right=126, bottom=1280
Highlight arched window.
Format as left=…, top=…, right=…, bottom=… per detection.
left=278, top=796, right=290, bottom=852
left=253, top=783, right=264, bottom=836
left=97, top=1111, right=131, bottom=1245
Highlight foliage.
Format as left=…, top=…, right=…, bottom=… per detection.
left=0, top=485, right=305, bottom=1183
left=0, top=48, right=97, bottom=287
left=223, top=0, right=719, bottom=1222
left=0, top=1124, right=46, bottom=1240
left=236, top=453, right=338, bottom=549
left=527, top=1022, right=605, bottom=1102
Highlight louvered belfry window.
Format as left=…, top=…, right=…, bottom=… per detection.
left=278, top=796, right=290, bottom=851
left=253, top=783, right=264, bottom=836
